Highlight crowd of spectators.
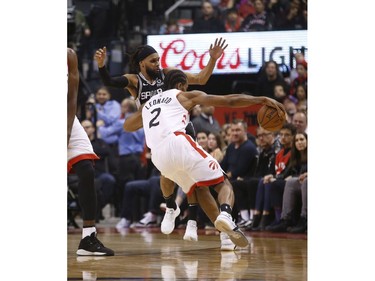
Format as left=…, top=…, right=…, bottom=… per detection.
left=68, top=0, right=308, bottom=234
left=160, top=0, right=307, bottom=34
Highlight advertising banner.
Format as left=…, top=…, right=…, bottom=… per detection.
left=147, top=31, right=307, bottom=75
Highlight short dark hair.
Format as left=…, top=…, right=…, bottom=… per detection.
left=231, top=119, right=247, bottom=131
left=281, top=123, right=297, bottom=136
left=163, top=69, right=187, bottom=91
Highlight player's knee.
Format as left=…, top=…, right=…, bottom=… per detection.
left=74, top=160, right=95, bottom=182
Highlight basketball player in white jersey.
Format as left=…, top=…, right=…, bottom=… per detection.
left=94, top=39, right=231, bottom=246
left=68, top=48, right=114, bottom=256
left=126, top=69, right=286, bottom=248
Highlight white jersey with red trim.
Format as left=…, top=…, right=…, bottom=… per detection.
left=67, top=116, right=99, bottom=172
left=141, top=88, right=224, bottom=194
left=142, top=89, right=189, bottom=150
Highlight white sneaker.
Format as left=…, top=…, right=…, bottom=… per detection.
left=220, top=232, right=236, bottom=251
left=214, top=211, right=249, bottom=248
left=134, top=212, right=157, bottom=227
left=161, top=206, right=180, bottom=234
left=183, top=220, right=198, bottom=241
left=116, top=218, right=131, bottom=229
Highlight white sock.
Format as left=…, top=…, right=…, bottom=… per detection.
left=240, top=210, right=250, bottom=221
left=249, top=209, right=255, bottom=220
left=82, top=226, right=96, bottom=239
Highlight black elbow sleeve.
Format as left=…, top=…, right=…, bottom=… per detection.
left=98, top=66, right=129, bottom=88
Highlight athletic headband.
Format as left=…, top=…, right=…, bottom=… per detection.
left=137, top=45, right=157, bottom=62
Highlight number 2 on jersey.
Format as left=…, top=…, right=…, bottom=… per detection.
left=149, top=107, right=161, bottom=128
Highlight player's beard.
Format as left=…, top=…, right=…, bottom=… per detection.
left=145, top=66, right=159, bottom=80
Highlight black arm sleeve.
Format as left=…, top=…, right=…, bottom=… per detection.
left=98, top=66, right=129, bottom=88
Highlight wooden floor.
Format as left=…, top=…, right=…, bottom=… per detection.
left=68, top=219, right=307, bottom=281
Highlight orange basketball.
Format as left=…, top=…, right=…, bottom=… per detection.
left=257, top=105, right=285, bottom=132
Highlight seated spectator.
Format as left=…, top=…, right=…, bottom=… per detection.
left=159, top=18, right=184, bottom=34
left=207, top=132, right=225, bottom=163
left=220, top=123, right=232, bottom=152
left=255, top=60, right=290, bottom=99
left=286, top=178, right=307, bottom=233
left=289, top=60, right=307, bottom=99
left=289, top=52, right=306, bottom=82
left=292, top=111, right=308, bottom=133
left=86, top=86, right=121, bottom=175
left=191, top=1, right=226, bottom=33
left=273, top=83, right=288, bottom=103
left=283, top=96, right=297, bottom=123
left=116, top=173, right=163, bottom=229
left=192, top=105, right=222, bottom=135
left=249, top=123, right=296, bottom=231
left=240, top=0, right=274, bottom=32
left=295, top=84, right=307, bottom=102
left=296, top=99, right=307, bottom=114
left=236, top=0, right=256, bottom=19
left=233, top=126, right=277, bottom=228
left=224, top=8, right=243, bottom=32
left=220, top=119, right=259, bottom=183
left=217, top=0, right=236, bottom=15
left=99, top=98, right=146, bottom=215
left=266, top=132, right=308, bottom=232
left=274, top=0, right=307, bottom=30
left=265, top=0, right=288, bottom=18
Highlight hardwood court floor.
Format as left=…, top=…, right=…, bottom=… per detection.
left=68, top=219, right=307, bottom=281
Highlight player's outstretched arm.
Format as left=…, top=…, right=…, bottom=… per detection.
left=168, top=37, right=228, bottom=85
left=183, top=91, right=286, bottom=118
left=94, top=46, right=130, bottom=89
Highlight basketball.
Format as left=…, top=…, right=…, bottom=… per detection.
left=257, top=105, right=285, bottom=132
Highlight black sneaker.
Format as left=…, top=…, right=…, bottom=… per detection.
left=245, top=214, right=261, bottom=231
left=76, top=232, right=115, bottom=256
left=288, top=217, right=307, bottom=233
left=251, top=214, right=272, bottom=231
left=266, top=219, right=291, bottom=232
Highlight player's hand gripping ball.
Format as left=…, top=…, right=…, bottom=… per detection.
left=257, top=105, right=286, bottom=131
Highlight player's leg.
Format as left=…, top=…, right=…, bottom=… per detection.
left=160, top=175, right=177, bottom=209
left=194, top=187, right=237, bottom=250
left=183, top=191, right=199, bottom=241
left=195, top=187, right=219, bottom=223
left=212, top=178, right=249, bottom=248
left=160, top=175, right=181, bottom=234
left=73, top=159, right=114, bottom=256
left=183, top=187, right=220, bottom=242
left=69, top=118, right=114, bottom=256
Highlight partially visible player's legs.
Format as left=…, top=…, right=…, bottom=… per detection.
left=183, top=191, right=199, bottom=241
left=160, top=175, right=177, bottom=209
left=195, top=187, right=219, bottom=223
left=212, top=178, right=249, bottom=248
left=183, top=187, right=219, bottom=242
left=74, top=160, right=114, bottom=256
left=195, top=186, right=238, bottom=250
left=160, top=175, right=180, bottom=234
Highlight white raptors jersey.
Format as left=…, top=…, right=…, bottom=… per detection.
left=142, top=89, right=189, bottom=150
